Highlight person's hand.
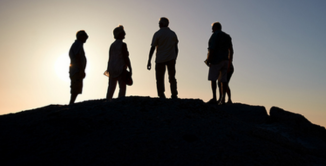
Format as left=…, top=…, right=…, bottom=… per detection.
left=80, top=71, right=86, bottom=78
left=147, top=61, right=151, bottom=70
left=204, top=59, right=210, bottom=67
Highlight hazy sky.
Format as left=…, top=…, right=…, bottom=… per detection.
left=0, top=0, right=325, bottom=127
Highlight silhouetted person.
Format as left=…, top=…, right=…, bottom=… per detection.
left=147, top=17, right=179, bottom=99
left=69, top=30, right=88, bottom=105
left=205, top=22, right=233, bottom=105
left=106, top=25, right=132, bottom=101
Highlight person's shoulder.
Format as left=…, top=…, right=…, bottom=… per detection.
left=221, top=31, right=231, bottom=37
left=154, top=28, right=162, bottom=34
left=170, top=29, right=177, bottom=34
left=70, top=40, right=78, bottom=46
left=122, top=42, right=127, bottom=47
left=167, top=28, right=177, bottom=37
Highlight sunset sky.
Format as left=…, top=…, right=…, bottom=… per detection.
left=0, top=0, right=325, bottom=127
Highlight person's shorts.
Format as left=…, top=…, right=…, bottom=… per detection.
left=208, top=60, right=228, bottom=82
left=70, top=75, right=84, bottom=94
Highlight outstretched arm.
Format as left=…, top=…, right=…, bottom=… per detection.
left=147, top=46, right=155, bottom=70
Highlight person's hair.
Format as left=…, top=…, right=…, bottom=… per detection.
left=212, top=22, right=222, bottom=30
left=159, top=17, right=169, bottom=27
left=113, top=25, right=125, bottom=39
left=76, top=30, right=87, bottom=39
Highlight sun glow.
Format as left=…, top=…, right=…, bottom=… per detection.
left=54, top=53, right=70, bottom=82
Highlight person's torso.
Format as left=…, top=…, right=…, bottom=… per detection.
left=209, top=31, right=231, bottom=64
left=69, top=40, right=87, bottom=75
left=108, top=40, right=127, bottom=78
left=153, top=28, right=178, bottom=63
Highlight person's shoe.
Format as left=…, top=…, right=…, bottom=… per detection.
left=207, top=98, right=217, bottom=104
left=171, top=95, right=178, bottom=99
left=218, top=99, right=226, bottom=105
left=159, top=94, right=166, bottom=99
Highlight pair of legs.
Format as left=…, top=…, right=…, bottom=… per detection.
left=106, top=75, right=126, bottom=101
left=155, top=59, right=178, bottom=99
left=211, top=81, right=228, bottom=105
left=208, top=60, right=229, bottom=104
left=218, top=63, right=234, bottom=104
left=218, top=82, right=232, bottom=104
left=69, top=75, right=84, bottom=105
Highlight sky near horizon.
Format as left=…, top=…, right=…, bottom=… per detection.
left=0, top=0, right=325, bottom=127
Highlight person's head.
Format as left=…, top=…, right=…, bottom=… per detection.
left=211, top=22, right=222, bottom=32
left=159, top=17, right=169, bottom=28
left=113, top=25, right=125, bottom=40
left=76, top=30, right=88, bottom=43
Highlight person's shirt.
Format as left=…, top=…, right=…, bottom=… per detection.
left=208, top=30, right=232, bottom=64
left=107, top=39, right=128, bottom=78
left=151, top=27, right=178, bottom=63
left=69, top=40, right=87, bottom=77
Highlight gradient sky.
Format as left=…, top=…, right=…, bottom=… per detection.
left=0, top=0, right=325, bottom=127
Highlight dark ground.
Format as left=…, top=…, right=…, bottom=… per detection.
left=1, top=96, right=326, bottom=166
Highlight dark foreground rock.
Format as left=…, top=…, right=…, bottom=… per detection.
left=0, top=96, right=325, bottom=165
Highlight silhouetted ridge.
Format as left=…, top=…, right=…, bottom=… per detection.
left=0, top=96, right=325, bottom=165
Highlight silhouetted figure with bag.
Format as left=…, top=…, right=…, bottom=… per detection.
left=106, top=25, right=132, bottom=101
left=147, top=17, right=179, bottom=99
left=69, top=30, right=88, bottom=105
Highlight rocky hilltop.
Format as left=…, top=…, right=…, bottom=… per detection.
left=1, top=96, right=326, bottom=165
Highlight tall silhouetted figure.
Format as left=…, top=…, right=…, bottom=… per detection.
left=205, top=22, right=234, bottom=105
left=69, top=30, right=88, bottom=105
left=106, top=25, right=132, bottom=101
left=147, top=17, right=179, bottom=99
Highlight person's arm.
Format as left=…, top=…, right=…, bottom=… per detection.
left=75, top=47, right=85, bottom=78
left=175, top=44, right=179, bottom=59
left=147, top=46, right=155, bottom=70
left=205, top=49, right=214, bottom=66
left=107, top=46, right=112, bottom=71
left=205, top=34, right=215, bottom=66
left=229, top=45, right=234, bottom=62
left=228, top=39, right=234, bottom=70
left=122, top=43, right=132, bottom=75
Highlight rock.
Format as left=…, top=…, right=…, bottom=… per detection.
left=270, top=106, right=312, bottom=127
left=0, top=96, right=325, bottom=165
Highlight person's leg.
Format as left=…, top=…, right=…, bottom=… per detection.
left=155, top=62, right=166, bottom=98
left=218, top=60, right=229, bottom=105
left=217, top=81, right=222, bottom=103
left=209, top=80, right=218, bottom=103
left=69, top=93, right=78, bottom=105
left=208, top=64, right=220, bottom=103
left=118, top=76, right=126, bottom=98
left=167, top=59, right=178, bottom=98
left=106, top=77, right=118, bottom=101
left=226, top=64, right=234, bottom=104
left=69, top=76, right=82, bottom=105
left=219, top=81, right=228, bottom=105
